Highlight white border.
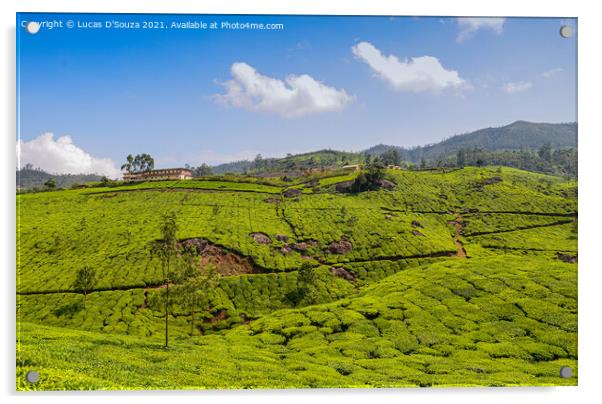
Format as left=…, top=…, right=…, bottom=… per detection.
left=2, top=1, right=600, bottom=403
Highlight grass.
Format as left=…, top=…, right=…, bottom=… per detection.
left=17, top=256, right=577, bottom=390
left=467, top=223, right=577, bottom=252
left=16, top=166, right=578, bottom=389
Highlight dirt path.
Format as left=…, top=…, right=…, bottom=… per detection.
left=451, top=212, right=467, bottom=258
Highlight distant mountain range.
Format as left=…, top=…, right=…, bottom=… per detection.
left=363, top=121, right=577, bottom=163
left=213, top=121, right=577, bottom=172
left=16, top=168, right=102, bottom=190
left=17, top=121, right=577, bottom=188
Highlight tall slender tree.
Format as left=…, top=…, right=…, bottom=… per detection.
left=149, top=212, right=179, bottom=349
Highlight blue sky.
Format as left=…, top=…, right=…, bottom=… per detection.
left=17, top=13, right=577, bottom=177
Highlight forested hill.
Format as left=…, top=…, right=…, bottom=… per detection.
left=211, top=121, right=577, bottom=175
left=16, top=167, right=102, bottom=190
left=16, top=121, right=577, bottom=186
left=365, top=121, right=577, bottom=162
left=212, top=150, right=363, bottom=174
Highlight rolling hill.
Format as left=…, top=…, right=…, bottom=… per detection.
left=16, top=167, right=103, bottom=190
left=211, top=121, right=577, bottom=175
left=16, top=121, right=577, bottom=186
left=212, top=149, right=363, bottom=175
left=18, top=255, right=577, bottom=390
left=364, top=121, right=577, bottom=162
left=16, top=166, right=578, bottom=389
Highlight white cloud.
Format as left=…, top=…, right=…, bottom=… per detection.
left=456, top=18, right=505, bottom=42
left=351, top=41, right=466, bottom=93
left=17, top=133, right=121, bottom=179
left=503, top=81, right=533, bottom=94
left=214, top=62, right=353, bottom=118
left=543, top=67, right=564, bottom=78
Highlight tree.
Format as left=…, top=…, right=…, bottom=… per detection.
left=149, top=212, right=180, bottom=349
left=133, top=154, right=142, bottom=172
left=100, top=176, right=110, bottom=186
left=172, top=258, right=220, bottom=336
left=350, top=160, right=386, bottom=193
left=121, top=153, right=155, bottom=174
left=72, top=266, right=97, bottom=308
left=297, top=262, right=320, bottom=305
left=44, top=178, right=56, bottom=190
left=456, top=149, right=466, bottom=167
left=538, top=143, right=553, bottom=163
left=121, top=154, right=134, bottom=174
left=254, top=154, right=264, bottom=171
left=381, top=148, right=401, bottom=166
left=139, top=153, right=155, bottom=172
left=193, top=163, right=212, bottom=177
left=365, top=160, right=385, bottom=182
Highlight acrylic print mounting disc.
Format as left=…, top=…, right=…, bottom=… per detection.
left=16, top=13, right=577, bottom=390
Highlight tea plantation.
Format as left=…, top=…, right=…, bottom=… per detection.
left=16, top=166, right=578, bottom=389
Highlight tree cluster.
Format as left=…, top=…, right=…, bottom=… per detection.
left=453, top=145, right=577, bottom=177
left=379, top=148, right=401, bottom=166
left=121, top=153, right=155, bottom=174
left=149, top=212, right=220, bottom=347
left=188, top=163, right=212, bottom=177
left=350, top=160, right=386, bottom=193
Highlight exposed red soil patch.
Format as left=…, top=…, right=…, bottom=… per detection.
left=450, top=213, right=467, bottom=258
left=250, top=232, right=272, bottom=244
left=275, top=234, right=289, bottom=242
left=181, top=238, right=255, bottom=276
left=335, top=181, right=354, bottom=193
left=556, top=252, right=577, bottom=263
left=329, top=267, right=355, bottom=281
left=327, top=237, right=353, bottom=254
left=279, top=245, right=293, bottom=255
left=283, top=188, right=302, bottom=198
left=291, top=239, right=318, bottom=252
left=203, top=309, right=228, bottom=325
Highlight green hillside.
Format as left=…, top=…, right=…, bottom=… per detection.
left=210, top=121, right=577, bottom=176
left=16, top=166, right=578, bottom=389
left=212, top=149, right=363, bottom=174
left=18, top=256, right=577, bottom=390
left=17, top=167, right=102, bottom=190
left=365, top=121, right=577, bottom=162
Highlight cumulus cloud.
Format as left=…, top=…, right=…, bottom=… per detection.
left=503, top=81, right=533, bottom=94
left=351, top=41, right=466, bottom=93
left=456, top=17, right=505, bottom=42
left=17, top=133, right=121, bottom=178
left=542, top=67, right=564, bottom=78
left=214, top=62, right=353, bottom=118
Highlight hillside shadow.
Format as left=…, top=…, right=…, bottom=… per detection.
left=53, top=302, right=84, bottom=317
